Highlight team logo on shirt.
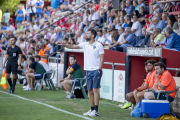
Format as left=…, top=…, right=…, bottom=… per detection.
left=13, top=53, right=16, bottom=57
left=93, top=46, right=96, bottom=49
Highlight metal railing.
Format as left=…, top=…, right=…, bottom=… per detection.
left=103, top=62, right=125, bottom=102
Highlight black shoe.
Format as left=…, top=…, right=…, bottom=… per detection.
left=11, top=90, right=14, bottom=94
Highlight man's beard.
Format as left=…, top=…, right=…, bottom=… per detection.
left=86, top=37, right=91, bottom=41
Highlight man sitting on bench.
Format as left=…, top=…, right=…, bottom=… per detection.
left=152, top=62, right=177, bottom=102
left=123, top=59, right=156, bottom=108
left=59, top=55, right=84, bottom=99
left=24, top=57, right=46, bottom=91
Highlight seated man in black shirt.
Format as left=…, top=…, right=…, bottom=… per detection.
left=59, top=55, right=84, bottom=99
left=24, top=57, right=46, bottom=91
left=3, top=37, right=22, bottom=94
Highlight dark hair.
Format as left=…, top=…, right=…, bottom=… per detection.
left=154, top=62, right=166, bottom=70
left=35, top=49, right=40, bottom=53
left=147, top=59, right=156, bottom=66
left=20, top=38, right=24, bottom=41
left=25, top=29, right=30, bottom=34
left=1, top=22, right=5, bottom=25
left=6, top=9, right=10, bottom=13
left=35, top=55, right=41, bottom=60
left=70, top=55, right=76, bottom=60
left=133, top=10, right=139, bottom=17
left=11, top=37, right=17, bottom=41
left=87, top=28, right=97, bottom=39
left=168, top=14, right=177, bottom=28
left=28, top=57, right=35, bottom=62
left=31, top=47, right=35, bottom=51
left=121, top=10, right=127, bottom=17
left=36, top=22, right=39, bottom=26
left=63, top=38, right=68, bottom=41
left=22, top=54, right=27, bottom=60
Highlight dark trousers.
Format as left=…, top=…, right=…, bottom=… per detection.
left=110, top=45, right=123, bottom=52
left=29, top=13, right=35, bottom=22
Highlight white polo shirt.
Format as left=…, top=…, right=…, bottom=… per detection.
left=79, top=41, right=104, bottom=71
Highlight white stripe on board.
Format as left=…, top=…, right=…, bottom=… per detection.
left=0, top=90, right=93, bottom=120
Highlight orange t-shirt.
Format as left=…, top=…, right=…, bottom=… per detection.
left=155, top=70, right=177, bottom=98
left=145, top=70, right=156, bottom=89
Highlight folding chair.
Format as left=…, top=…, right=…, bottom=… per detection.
left=157, top=86, right=180, bottom=112
left=34, top=70, right=56, bottom=91
left=69, top=76, right=88, bottom=99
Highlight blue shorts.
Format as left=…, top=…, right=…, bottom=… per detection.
left=72, top=79, right=81, bottom=86
left=34, top=73, right=43, bottom=80
left=86, top=70, right=103, bottom=90
left=152, top=91, right=174, bottom=102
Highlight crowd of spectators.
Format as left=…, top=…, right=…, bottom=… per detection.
left=0, top=0, right=180, bottom=57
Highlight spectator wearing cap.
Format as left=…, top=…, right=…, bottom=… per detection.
left=125, top=0, right=135, bottom=15
left=111, top=27, right=136, bottom=52
left=38, top=41, right=50, bottom=64
left=132, top=15, right=142, bottom=37
left=150, top=28, right=164, bottom=48
left=7, top=22, right=15, bottom=34
left=15, top=5, right=24, bottom=24
left=162, top=12, right=168, bottom=25
left=75, top=30, right=85, bottom=44
left=163, top=27, right=180, bottom=51
left=152, top=16, right=167, bottom=31
left=44, top=39, right=53, bottom=54
left=35, top=0, right=44, bottom=19
left=124, top=14, right=133, bottom=28
left=83, top=19, right=91, bottom=33
left=138, top=0, right=148, bottom=13
left=108, top=26, right=125, bottom=50
left=97, top=29, right=105, bottom=45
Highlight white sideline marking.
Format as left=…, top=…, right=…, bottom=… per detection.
left=0, top=90, right=93, bottom=120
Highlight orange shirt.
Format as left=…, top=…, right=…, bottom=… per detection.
left=155, top=70, right=177, bottom=98
left=145, top=70, right=156, bottom=89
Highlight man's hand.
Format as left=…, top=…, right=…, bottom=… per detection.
left=18, top=65, right=21, bottom=71
left=59, top=79, right=64, bottom=83
left=133, top=89, right=138, bottom=95
left=56, top=41, right=63, bottom=46
left=154, top=71, right=159, bottom=78
left=98, top=69, right=102, bottom=74
left=3, top=64, right=5, bottom=69
left=123, top=34, right=126, bottom=38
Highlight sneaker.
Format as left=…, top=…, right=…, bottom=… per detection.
left=65, top=94, right=70, bottom=99
left=71, top=95, right=76, bottom=99
left=83, top=110, right=92, bottom=116
left=121, top=102, right=132, bottom=109
left=88, top=110, right=99, bottom=117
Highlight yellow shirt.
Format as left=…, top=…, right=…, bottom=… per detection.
left=0, top=9, right=2, bottom=22
left=154, top=33, right=164, bottom=44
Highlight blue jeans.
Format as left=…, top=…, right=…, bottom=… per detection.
left=36, top=13, right=42, bottom=19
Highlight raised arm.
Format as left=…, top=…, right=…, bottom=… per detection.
left=57, top=41, right=80, bottom=49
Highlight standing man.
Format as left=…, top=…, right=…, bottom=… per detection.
left=38, top=41, right=50, bottom=64
left=57, top=28, right=104, bottom=117
left=35, top=0, right=44, bottom=19
left=26, top=0, right=37, bottom=22
left=3, top=37, right=22, bottom=94
left=15, top=5, right=24, bottom=25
